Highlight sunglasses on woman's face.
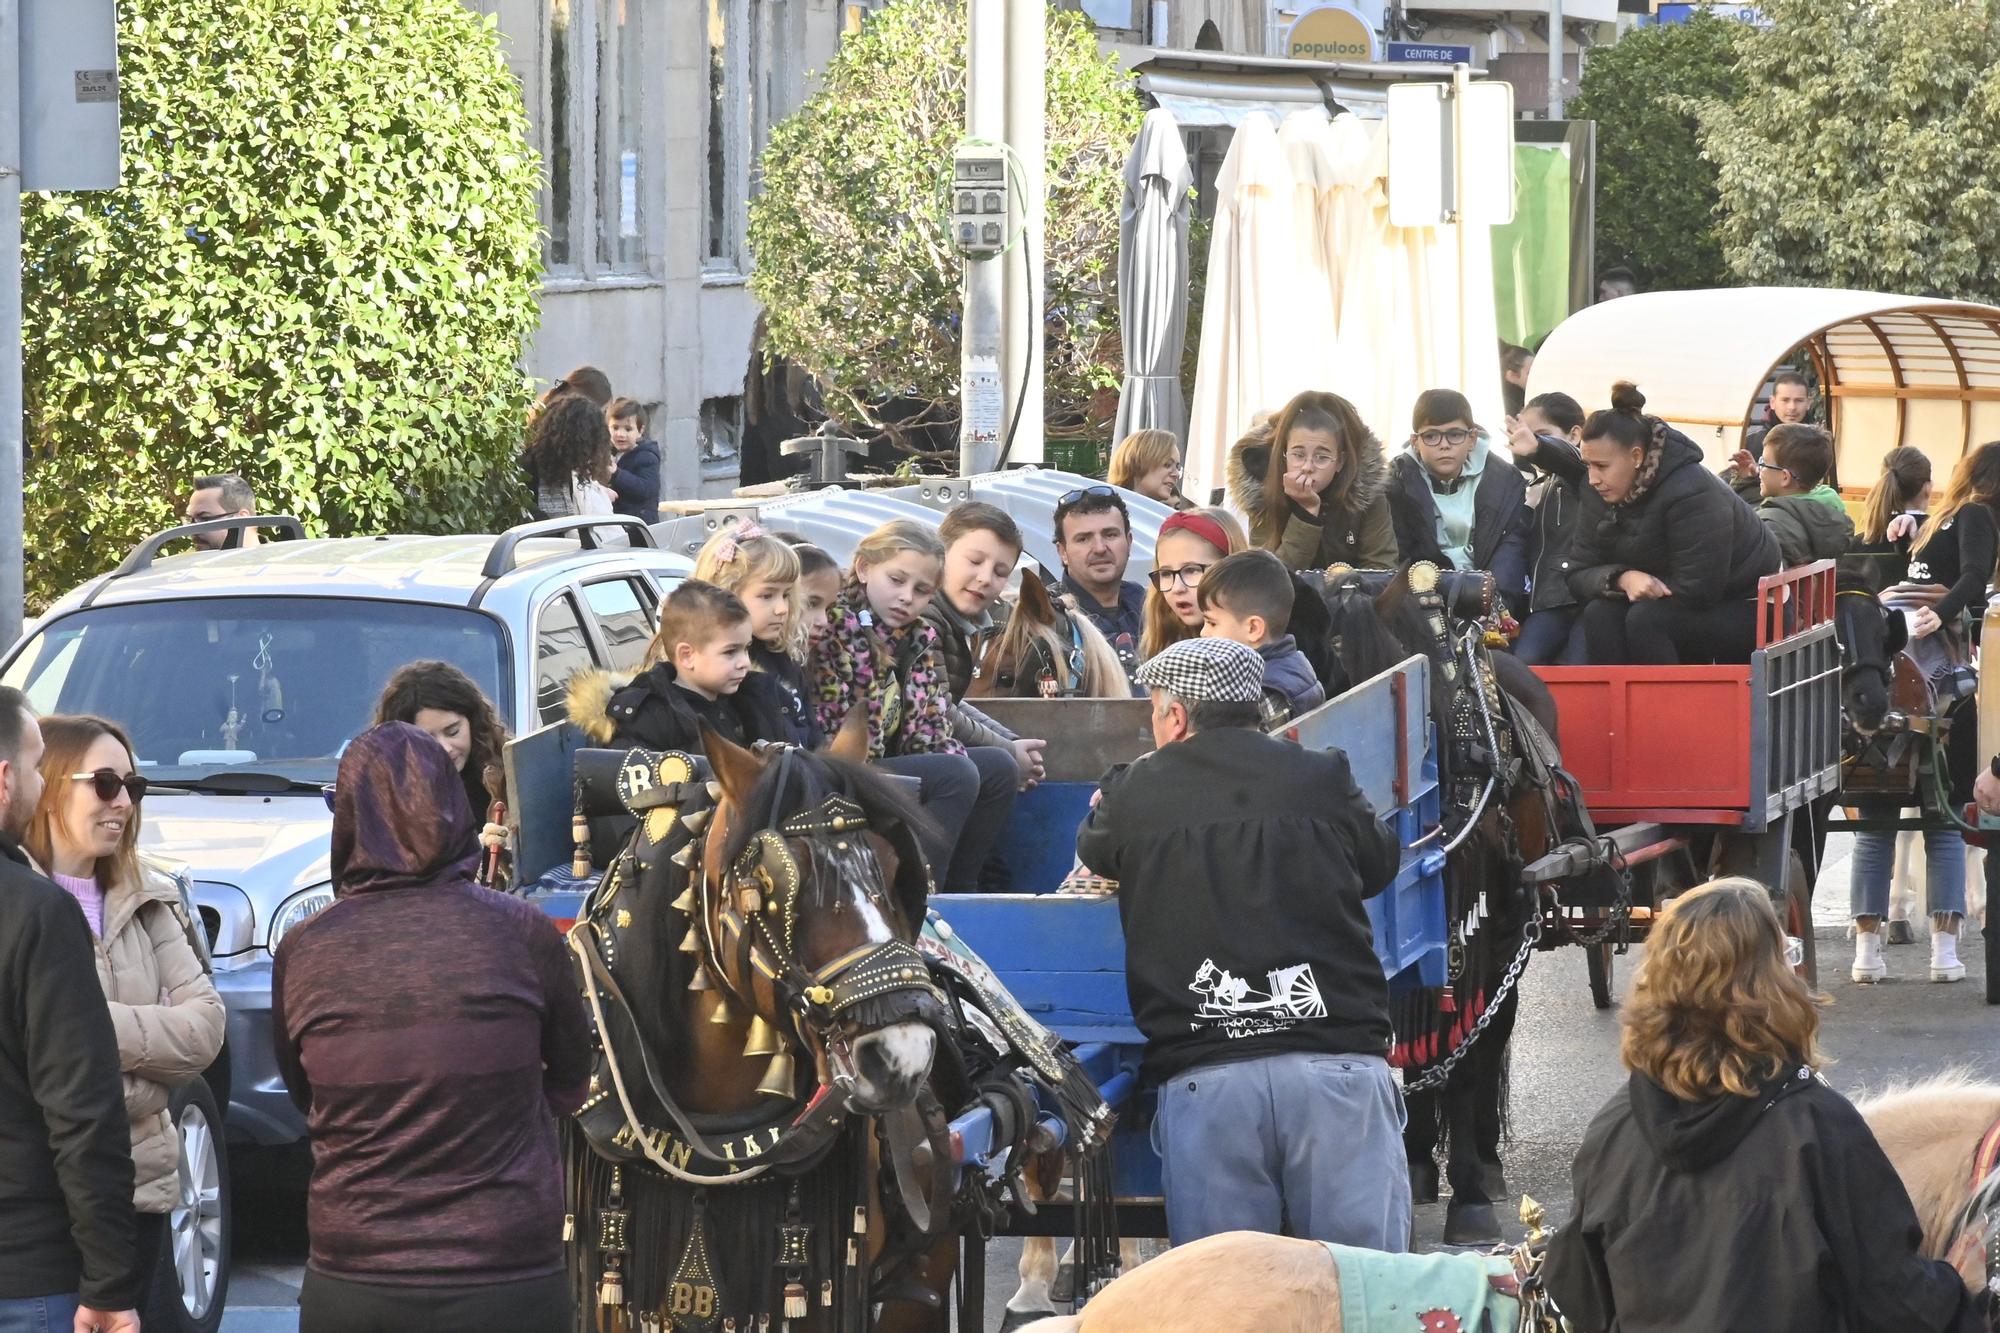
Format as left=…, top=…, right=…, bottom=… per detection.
left=70, top=769, right=147, bottom=804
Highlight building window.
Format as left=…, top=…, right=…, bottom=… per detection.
left=701, top=396, right=744, bottom=470
left=705, top=0, right=760, bottom=274
left=542, top=0, right=649, bottom=280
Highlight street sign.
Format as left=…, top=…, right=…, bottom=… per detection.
left=19, top=0, right=121, bottom=192
left=1286, top=4, right=1379, bottom=63
left=1386, top=41, right=1475, bottom=65
left=1386, top=77, right=1516, bottom=228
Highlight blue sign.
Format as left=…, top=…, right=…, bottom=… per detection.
left=1649, top=3, right=1765, bottom=23
left=1385, top=40, right=1475, bottom=64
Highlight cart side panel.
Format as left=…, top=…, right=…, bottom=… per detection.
left=1536, top=665, right=1753, bottom=813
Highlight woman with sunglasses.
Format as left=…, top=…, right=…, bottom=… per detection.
left=1226, top=393, right=1398, bottom=572
left=1567, top=382, right=1779, bottom=665
left=1386, top=389, right=1532, bottom=617
left=1140, top=508, right=1248, bottom=661
left=24, top=716, right=224, bottom=1314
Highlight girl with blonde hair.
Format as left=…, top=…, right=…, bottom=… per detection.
left=812, top=520, right=1018, bottom=890
left=1544, top=879, right=1975, bottom=1332
left=693, top=522, right=818, bottom=747
left=1140, top=507, right=1247, bottom=661
left=1107, top=429, right=1192, bottom=509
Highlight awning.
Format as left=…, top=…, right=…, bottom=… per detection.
left=1136, top=66, right=1330, bottom=128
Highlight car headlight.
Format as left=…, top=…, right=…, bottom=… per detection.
left=268, top=885, right=335, bottom=952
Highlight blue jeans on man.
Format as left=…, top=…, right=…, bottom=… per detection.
left=0, top=1294, right=79, bottom=1333
left=1151, top=1050, right=1411, bottom=1250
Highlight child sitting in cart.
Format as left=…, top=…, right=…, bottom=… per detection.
left=692, top=523, right=820, bottom=747
left=812, top=519, right=1018, bottom=893
left=1196, top=548, right=1325, bottom=725
left=1386, top=389, right=1532, bottom=617
left=1751, top=424, right=1854, bottom=567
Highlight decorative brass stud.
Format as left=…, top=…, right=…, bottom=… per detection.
left=616, top=909, right=632, bottom=929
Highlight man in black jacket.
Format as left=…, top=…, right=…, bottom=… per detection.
left=0, top=687, right=141, bottom=1333
left=1075, top=638, right=1407, bottom=1250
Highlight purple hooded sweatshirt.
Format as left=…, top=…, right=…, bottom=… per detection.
left=272, top=722, right=589, bottom=1286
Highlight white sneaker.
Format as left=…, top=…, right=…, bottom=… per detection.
left=1853, top=931, right=1887, bottom=983
left=1930, top=926, right=1966, bottom=983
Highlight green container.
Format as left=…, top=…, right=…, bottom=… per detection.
left=1043, top=438, right=1104, bottom=478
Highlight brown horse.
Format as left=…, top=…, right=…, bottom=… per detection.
left=1013, top=1073, right=2000, bottom=1331
left=965, top=574, right=1130, bottom=701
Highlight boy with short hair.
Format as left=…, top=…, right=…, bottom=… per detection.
left=605, top=396, right=662, bottom=521
left=568, top=579, right=795, bottom=754
left=1198, top=549, right=1326, bottom=724
left=1755, top=423, right=1854, bottom=566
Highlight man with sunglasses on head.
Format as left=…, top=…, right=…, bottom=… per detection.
left=1052, top=486, right=1146, bottom=693
left=0, top=688, right=143, bottom=1333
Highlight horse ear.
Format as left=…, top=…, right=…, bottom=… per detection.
left=1015, top=568, right=1057, bottom=625
left=701, top=723, right=767, bottom=807
left=824, top=704, right=869, bottom=764
left=1375, top=566, right=1412, bottom=618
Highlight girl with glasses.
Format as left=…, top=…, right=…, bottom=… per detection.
left=1386, top=389, right=1532, bottom=618
left=1226, top=392, right=1398, bottom=573
left=24, top=716, right=224, bottom=1319
left=1140, top=508, right=1247, bottom=662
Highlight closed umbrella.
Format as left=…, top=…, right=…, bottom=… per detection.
left=1278, top=111, right=1341, bottom=389
left=1113, top=108, right=1195, bottom=447
left=1184, top=113, right=1314, bottom=510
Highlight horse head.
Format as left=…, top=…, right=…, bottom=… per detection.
left=1836, top=585, right=1907, bottom=736
left=696, top=718, right=945, bottom=1115
left=968, top=574, right=1128, bottom=699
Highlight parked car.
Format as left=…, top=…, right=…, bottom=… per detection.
left=0, top=514, right=690, bottom=1333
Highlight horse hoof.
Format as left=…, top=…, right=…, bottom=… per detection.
left=999, top=1309, right=1059, bottom=1332
left=1051, top=1261, right=1075, bottom=1304
left=1442, top=1200, right=1503, bottom=1247
left=1481, top=1159, right=1507, bottom=1201
left=1410, top=1159, right=1441, bottom=1204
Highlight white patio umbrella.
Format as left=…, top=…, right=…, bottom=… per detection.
left=1113, top=108, right=1195, bottom=447
left=1184, top=113, right=1317, bottom=510
left=1278, top=111, right=1341, bottom=388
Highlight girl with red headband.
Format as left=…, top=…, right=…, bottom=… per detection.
left=1140, top=508, right=1248, bottom=662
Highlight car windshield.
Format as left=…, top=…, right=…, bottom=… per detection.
left=0, top=597, right=509, bottom=783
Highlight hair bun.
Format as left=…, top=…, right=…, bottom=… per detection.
left=1609, top=381, right=1647, bottom=416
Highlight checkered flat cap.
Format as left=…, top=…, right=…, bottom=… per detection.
left=1134, top=636, right=1264, bottom=704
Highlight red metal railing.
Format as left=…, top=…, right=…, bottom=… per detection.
left=1755, top=559, right=1838, bottom=649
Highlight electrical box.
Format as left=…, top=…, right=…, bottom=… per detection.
left=950, top=144, right=1009, bottom=259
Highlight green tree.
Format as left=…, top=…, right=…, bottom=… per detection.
left=24, top=0, right=542, bottom=606
left=748, top=0, right=1142, bottom=456
left=1696, top=0, right=2000, bottom=298
left=1568, top=12, right=1739, bottom=291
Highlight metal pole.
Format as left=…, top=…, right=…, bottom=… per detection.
left=1000, top=0, right=1043, bottom=465
left=1547, top=0, right=1565, bottom=120
left=0, top=0, right=24, bottom=648
left=1453, top=62, right=1470, bottom=395
left=959, top=0, right=1005, bottom=476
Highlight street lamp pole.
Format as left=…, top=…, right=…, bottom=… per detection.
left=1547, top=0, right=1565, bottom=120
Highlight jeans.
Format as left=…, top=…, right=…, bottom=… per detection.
left=1580, top=595, right=1760, bottom=665
left=300, top=1270, right=571, bottom=1333
left=877, top=746, right=1018, bottom=892
left=1152, top=1051, right=1410, bottom=1251
left=1850, top=828, right=1966, bottom=919
left=0, top=1295, right=78, bottom=1333
left=1514, top=606, right=1586, bottom=665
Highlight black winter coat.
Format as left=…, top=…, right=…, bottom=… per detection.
left=1075, top=726, right=1398, bottom=1086
left=1386, top=447, right=1533, bottom=614
left=918, top=599, right=1020, bottom=752
left=607, top=439, right=663, bottom=520
left=1546, top=1066, right=1978, bottom=1333
left=1567, top=431, right=1780, bottom=607
left=1521, top=434, right=1587, bottom=614
left=566, top=661, right=805, bottom=755
left=1905, top=503, right=2000, bottom=624
left=0, top=835, right=139, bottom=1309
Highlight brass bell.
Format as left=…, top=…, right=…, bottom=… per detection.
left=707, top=994, right=736, bottom=1025
left=755, top=1051, right=795, bottom=1098
left=670, top=885, right=696, bottom=914
left=686, top=964, right=714, bottom=992
left=678, top=924, right=701, bottom=954
left=683, top=808, right=711, bottom=834
left=742, top=1014, right=784, bottom=1057
left=706, top=781, right=724, bottom=801
left=670, top=844, right=696, bottom=869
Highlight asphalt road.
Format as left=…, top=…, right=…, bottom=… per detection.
left=222, top=835, right=2000, bottom=1330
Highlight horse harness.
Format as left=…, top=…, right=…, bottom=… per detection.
left=1951, top=1115, right=2000, bottom=1323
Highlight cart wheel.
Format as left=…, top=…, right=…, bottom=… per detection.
left=1587, top=942, right=1614, bottom=1010
left=1783, top=850, right=1819, bottom=991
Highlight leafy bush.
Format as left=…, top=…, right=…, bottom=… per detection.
left=1568, top=13, right=1739, bottom=291
left=1695, top=0, right=2000, bottom=299
left=748, top=0, right=1143, bottom=456
left=23, top=0, right=542, bottom=606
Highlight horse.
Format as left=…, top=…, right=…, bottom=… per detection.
left=1315, top=565, right=1569, bottom=1248
left=562, top=720, right=974, bottom=1331
left=1013, top=1072, right=2000, bottom=1331
left=965, top=572, right=1131, bottom=700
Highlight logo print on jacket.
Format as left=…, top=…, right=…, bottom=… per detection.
left=1186, top=958, right=1327, bottom=1039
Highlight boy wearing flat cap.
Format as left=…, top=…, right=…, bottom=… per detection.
left=1076, top=636, right=1405, bottom=1250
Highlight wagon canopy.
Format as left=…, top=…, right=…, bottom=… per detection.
left=1524, top=287, right=2000, bottom=490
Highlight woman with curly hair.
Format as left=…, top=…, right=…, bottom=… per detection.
left=1544, top=878, right=1977, bottom=1332
left=521, top=393, right=615, bottom=520
left=374, top=662, right=512, bottom=881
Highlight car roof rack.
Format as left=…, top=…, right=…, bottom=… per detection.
left=79, top=516, right=310, bottom=608
left=480, top=516, right=659, bottom=579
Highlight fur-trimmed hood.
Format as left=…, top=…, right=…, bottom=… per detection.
left=1226, top=420, right=1391, bottom=537
left=566, top=668, right=633, bottom=746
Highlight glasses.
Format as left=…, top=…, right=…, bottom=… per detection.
left=70, top=770, right=147, bottom=804
left=1416, top=428, right=1479, bottom=448
left=1057, top=484, right=1119, bottom=508
left=185, top=510, right=229, bottom=524
left=1284, top=448, right=1338, bottom=469
left=1755, top=460, right=1795, bottom=478
left=1149, top=562, right=1212, bottom=590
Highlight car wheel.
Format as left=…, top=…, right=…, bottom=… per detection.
left=148, top=1077, right=231, bottom=1333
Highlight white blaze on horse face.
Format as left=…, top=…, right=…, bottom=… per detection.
left=850, top=1023, right=936, bottom=1109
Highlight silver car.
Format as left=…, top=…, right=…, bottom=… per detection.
left=0, top=515, right=689, bottom=1332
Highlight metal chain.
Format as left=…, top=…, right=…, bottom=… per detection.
left=1403, top=911, right=1542, bottom=1096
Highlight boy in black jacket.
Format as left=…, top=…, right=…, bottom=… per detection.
left=606, top=397, right=663, bottom=522
left=1195, top=549, right=1326, bottom=724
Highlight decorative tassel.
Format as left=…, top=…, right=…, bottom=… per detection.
left=687, top=963, right=714, bottom=991
left=670, top=885, right=696, bottom=914
left=571, top=808, right=592, bottom=877
left=1440, top=985, right=1457, bottom=1014
left=756, top=1051, right=794, bottom=1098
left=784, top=1283, right=808, bottom=1319
left=743, top=1014, right=783, bottom=1057
left=679, top=924, right=701, bottom=953
left=598, top=1270, right=623, bottom=1307
left=708, top=994, right=736, bottom=1025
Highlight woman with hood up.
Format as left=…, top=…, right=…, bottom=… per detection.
left=273, top=723, right=589, bottom=1333
left=1227, top=391, right=1399, bottom=572
left=1567, top=382, right=1780, bottom=665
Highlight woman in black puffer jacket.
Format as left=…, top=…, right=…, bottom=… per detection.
left=1568, top=382, right=1780, bottom=665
